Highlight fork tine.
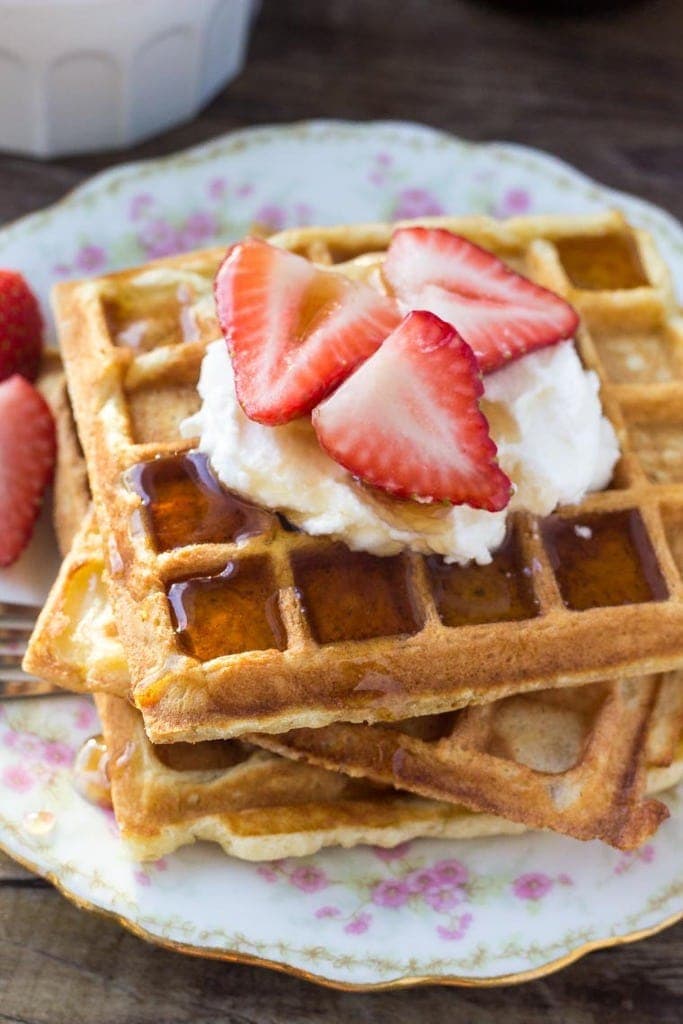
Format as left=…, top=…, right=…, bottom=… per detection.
left=0, top=602, right=40, bottom=631
left=1, top=641, right=30, bottom=664
left=0, top=673, right=70, bottom=698
left=0, top=603, right=68, bottom=697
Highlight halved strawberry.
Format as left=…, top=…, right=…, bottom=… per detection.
left=0, top=270, right=43, bottom=383
left=0, top=375, right=56, bottom=567
left=383, top=227, right=579, bottom=374
left=215, top=237, right=401, bottom=425
left=312, top=311, right=512, bottom=511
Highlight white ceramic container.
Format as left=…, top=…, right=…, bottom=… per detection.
left=0, top=0, right=259, bottom=157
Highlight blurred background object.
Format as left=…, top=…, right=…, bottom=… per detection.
left=0, top=0, right=260, bottom=157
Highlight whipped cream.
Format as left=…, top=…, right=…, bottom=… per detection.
left=182, top=336, right=619, bottom=565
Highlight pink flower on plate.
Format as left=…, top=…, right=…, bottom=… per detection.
left=512, top=872, right=553, bottom=901
left=315, top=905, right=340, bottom=919
left=557, top=872, right=573, bottom=886
left=391, top=188, right=445, bottom=220
left=3, top=730, right=18, bottom=749
left=290, top=865, right=328, bottom=893
left=178, top=210, right=218, bottom=250
left=256, top=865, right=278, bottom=883
left=437, top=913, right=473, bottom=942
left=496, top=187, right=531, bottom=218
left=208, top=177, right=227, bottom=200
left=134, top=869, right=151, bottom=888
left=639, top=844, right=655, bottom=864
left=424, top=885, right=464, bottom=913
left=42, top=741, right=73, bottom=767
left=431, top=858, right=469, bottom=887
left=129, top=193, right=154, bottom=221
left=236, top=183, right=254, bottom=198
left=293, top=202, right=313, bottom=225
left=376, top=151, right=393, bottom=168
left=373, top=841, right=412, bottom=863
left=2, top=764, right=34, bottom=793
left=254, top=203, right=286, bottom=231
left=371, top=878, right=410, bottom=909
left=52, top=262, right=72, bottom=278
left=405, top=867, right=438, bottom=894
left=344, top=912, right=372, bottom=935
left=18, top=734, right=41, bottom=756
left=137, top=219, right=182, bottom=259
left=74, top=244, right=106, bottom=274
left=74, top=701, right=97, bottom=730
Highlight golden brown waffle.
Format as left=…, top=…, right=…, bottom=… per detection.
left=97, top=693, right=528, bottom=861
left=257, top=675, right=682, bottom=849
left=24, top=499, right=681, bottom=850
left=53, top=211, right=683, bottom=743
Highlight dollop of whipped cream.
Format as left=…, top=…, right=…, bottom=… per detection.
left=181, top=337, right=619, bottom=565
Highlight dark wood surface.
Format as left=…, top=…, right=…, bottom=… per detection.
left=1, top=1, right=682, bottom=1020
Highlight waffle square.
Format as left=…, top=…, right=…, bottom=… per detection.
left=53, top=211, right=683, bottom=742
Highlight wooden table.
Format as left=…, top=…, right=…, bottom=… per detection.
left=1, top=2, right=681, bottom=1020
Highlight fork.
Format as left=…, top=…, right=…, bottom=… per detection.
left=0, top=601, right=66, bottom=698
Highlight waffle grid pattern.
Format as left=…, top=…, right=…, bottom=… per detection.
left=54, top=212, right=683, bottom=743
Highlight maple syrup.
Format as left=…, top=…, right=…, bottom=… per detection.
left=167, top=558, right=287, bottom=660
left=291, top=543, right=422, bottom=645
left=426, top=531, right=538, bottom=628
left=555, top=233, right=648, bottom=291
left=73, top=734, right=112, bottom=808
left=542, top=510, right=668, bottom=611
left=126, top=452, right=274, bottom=552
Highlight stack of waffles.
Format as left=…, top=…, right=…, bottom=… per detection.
left=25, top=210, right=683, bottom=861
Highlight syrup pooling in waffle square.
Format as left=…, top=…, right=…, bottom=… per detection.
left=54, top=212, right=683, bottom=743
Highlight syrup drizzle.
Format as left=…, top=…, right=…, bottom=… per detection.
left=126, top=452, right=274, bottom=552
left=73, top=735, right=112, bottom=809
left=542, top=509, right=667, bottom=611
left=167, top=558, right=287, bottom=660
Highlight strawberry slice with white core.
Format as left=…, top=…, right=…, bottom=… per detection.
left=383, top=227, right=579, bottom=374
left=0, top=374, right=56, bottom=567
left=215, top=237, right=401, bottom=425
left=312, top=310, right=512, bottom=511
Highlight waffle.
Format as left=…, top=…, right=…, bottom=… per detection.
left=25, top=494, right=681, bottom=850
left=258, top=674, right=683, bottom=849
left=97, top=693, right=682, bottom=862
left=97, top=693, right=531, bottom=861
left=53, top=211, right=683, bottom=743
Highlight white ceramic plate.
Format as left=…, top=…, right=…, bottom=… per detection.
left=1, top=121, right=681, bottom=990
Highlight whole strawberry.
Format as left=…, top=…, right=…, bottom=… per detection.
left=0, top=270, right=44, bottom=382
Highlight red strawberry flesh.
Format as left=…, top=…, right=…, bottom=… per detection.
left=0, top=375, right=56, bottom=567
left=0, top=270, right=43, bottom=383
left=383, top=227, right=579, bottom=374
left=215, top=237, right=401, bottom=425
left=312, top=310, right=512, bottom=511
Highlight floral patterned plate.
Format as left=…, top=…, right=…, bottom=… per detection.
left=1, top=121, right=681, bottom=990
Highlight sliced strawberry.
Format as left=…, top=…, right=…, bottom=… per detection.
left=312, top=311, right=512, bottom=511
left=215, top=237, right=401, bottom=425
left=0, top=375, right=56, bottom=567
left=0, top=270, right=43, bottom=383
left=383, top=227, right=579, bottom=373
